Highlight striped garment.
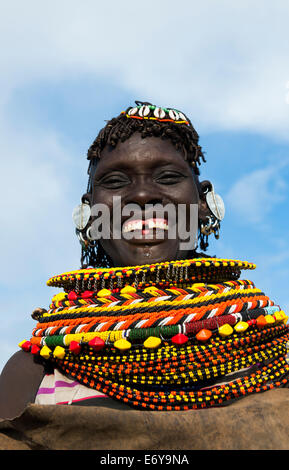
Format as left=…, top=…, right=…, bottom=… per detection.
left=35, top=369, right=108, bottom=405
left=35, top=367, right=254, bottom=406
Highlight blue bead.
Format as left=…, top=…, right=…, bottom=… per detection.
left=264, top=306, right=280, bottom=315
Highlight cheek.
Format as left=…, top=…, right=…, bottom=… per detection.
left=92, top=190, right=119, bottom=222
left=92, top=189, right=113, bottom=206
left=171, top=181, right=199, bottom=206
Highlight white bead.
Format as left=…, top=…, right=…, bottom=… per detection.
left=178, top=112, right=187, bottom=121
left=128, top=107, right=138, bottom=116
left=169, top=109, right=180, bottom=120
left=139, top=105, right=150, bottom=117
left=154, top=107, right=166, bottom=119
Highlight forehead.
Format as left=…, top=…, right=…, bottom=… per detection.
left=94, top=133, right=191, bottom=174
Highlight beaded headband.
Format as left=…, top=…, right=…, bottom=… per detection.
left=121, top=101, right=190, bottom=126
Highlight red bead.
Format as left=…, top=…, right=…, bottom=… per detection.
left=88, top=337, right=105, bottom=351
left=31, top=344, right=40, bottom=355
left=21, top=341, right=32, bottom=352
left=69, top=341, right=81, bottom=354
left=196, top=329, right=212, bottom=342
left=171, top=333, right=189, bottom=345
left=68, top=291, right=78, bottom=301
left=81, top=290, right=93, bottom=299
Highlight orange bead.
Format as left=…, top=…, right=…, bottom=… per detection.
left=256, top=315, right=267, bottom=329
left=196, top=329, right=212, bottom=342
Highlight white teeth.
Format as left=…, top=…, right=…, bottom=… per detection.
left=147, top=219, right=168, bottom=230
left=122, top=218, right=168, bottom=233
left=123, top=220, right=142, bottom=233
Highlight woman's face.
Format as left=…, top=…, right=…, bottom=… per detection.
left=90, top=133, right=199, bottom=267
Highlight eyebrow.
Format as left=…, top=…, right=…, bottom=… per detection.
left=96, top=155, right=189, bottom=173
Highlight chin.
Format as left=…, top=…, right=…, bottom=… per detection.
left=110, top=239, right=185, bottom=267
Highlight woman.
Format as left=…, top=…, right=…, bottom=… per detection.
left=1, top=102, right=289, bottom=449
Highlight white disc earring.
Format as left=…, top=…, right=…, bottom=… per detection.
left=72, top=202, right=91, bottom=230
left=205, top=184, right=225, bottom=221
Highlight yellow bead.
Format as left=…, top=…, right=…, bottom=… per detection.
left=120, top=286, right=137, bottom=294
left=234, top=321, right=249, bottom=333
left=97, top=289, right=112, bottom=297
left=143, top=336, right=162, bottom=349
left=114, top=339, right=131, bottom=351
left=265, top=315, right=275, bottom=325
left=40, top=345, right=52, bottom=359
left=279, top=310, right=289, bottom=324
left=52, top=292, right=67, bottom=302
left=143, top=286, right=158, bottom=295
left=53, top=346, right=66, bottom=359
left=218, top=324, right=234, bottom=337
left=18, top=340, right=27, bottom=348
left=274, top=312, right=284, bottom=324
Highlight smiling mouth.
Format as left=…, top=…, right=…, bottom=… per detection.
left=122, top=217, right=169, bottom=242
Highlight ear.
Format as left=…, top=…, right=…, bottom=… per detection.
left=81, top=192, right=92, bottom=205
left=197, top=180, right=213, bottom=223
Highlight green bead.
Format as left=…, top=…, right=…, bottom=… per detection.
left=45, top=335, right=65, bottom=347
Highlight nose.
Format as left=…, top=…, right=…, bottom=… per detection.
left=124, top=175, right=163, bottom=208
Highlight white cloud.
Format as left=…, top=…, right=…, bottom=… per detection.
left=0, top=1, right=289, bottom=138
left=226, top=162, right=288, bottom=224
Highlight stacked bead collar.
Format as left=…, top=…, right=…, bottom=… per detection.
left=20, top=258, right=289, bottom=410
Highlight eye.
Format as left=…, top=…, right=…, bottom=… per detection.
left=97, top=172, right=131, bottom=189
left=155, top=170, right=186, bottom=185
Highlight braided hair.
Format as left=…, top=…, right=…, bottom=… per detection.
left=82, top=101, right=209, bottom=268
left=86, top=101, right=205, bottom=191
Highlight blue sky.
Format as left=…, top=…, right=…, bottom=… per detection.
left=1, top=1, right=289, bottom=371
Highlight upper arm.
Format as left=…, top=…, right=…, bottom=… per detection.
left=0, top=350, right=46, bottom=419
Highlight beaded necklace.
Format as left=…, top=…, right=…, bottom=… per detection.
left=20, top=258, right=289, bottom=410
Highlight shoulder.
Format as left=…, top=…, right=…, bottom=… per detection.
left=0, top=350, right=48, bottom=419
